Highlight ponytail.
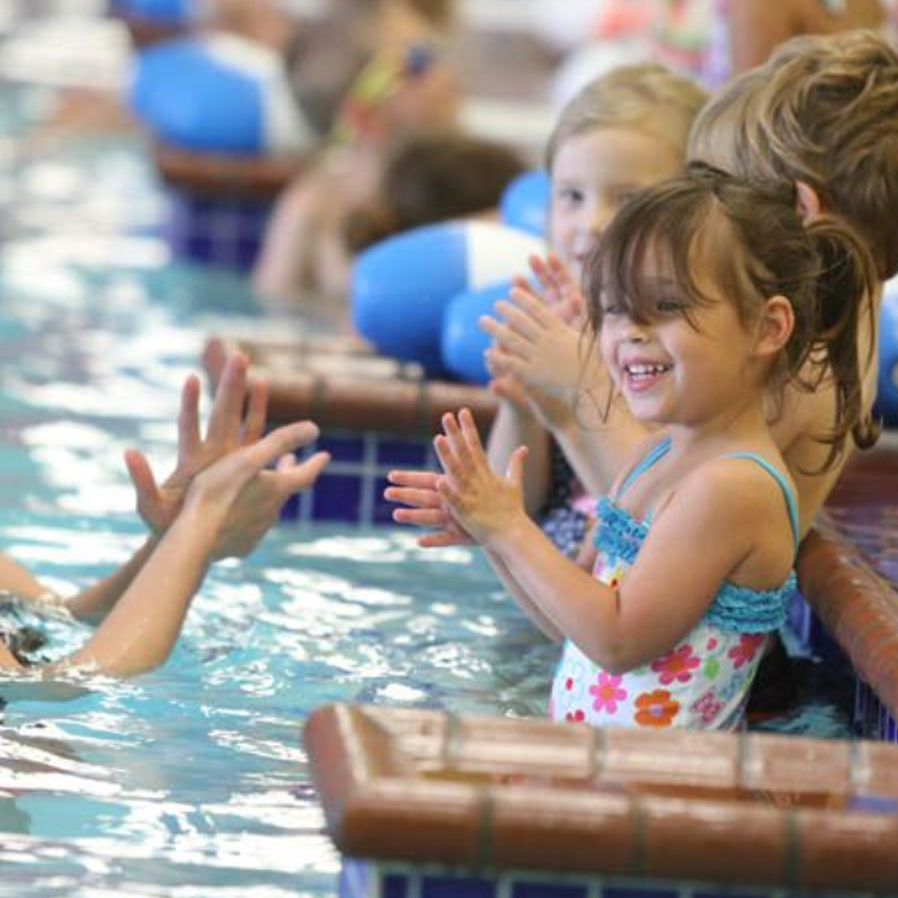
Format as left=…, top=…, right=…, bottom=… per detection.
left=802, top=215, right=880, bottom=469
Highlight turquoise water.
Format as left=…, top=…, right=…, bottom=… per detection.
left=0, top=40, right=855, bottom=898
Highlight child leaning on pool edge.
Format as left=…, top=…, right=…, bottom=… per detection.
left=482, top=63, right=707, bottom=559
left=387, top=164, right=876, bottom=730
left=487, top=30, right=897, bottom=542
left=0, top=352, right=330, bottom=679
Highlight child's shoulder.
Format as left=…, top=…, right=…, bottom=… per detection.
left=678, top=449, right=796, bottom=535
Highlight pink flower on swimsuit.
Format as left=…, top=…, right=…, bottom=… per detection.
left=692, top=690, right=724, bottom=724
left=589, top=672, right=627, bottom=714
left=651, top=643, right=701, bottom=684
left=727, top=633, right=765, bottom=669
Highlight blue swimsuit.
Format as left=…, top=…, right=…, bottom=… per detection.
left=550, top=438, right=798, bottom=731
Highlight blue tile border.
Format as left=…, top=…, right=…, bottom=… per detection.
left=164, top=188, right=273, bottom=272
left=280, top=430, right=436, bottom=527
left=855, top=680, right=898, bottom=742
left=339, top=860, right=886, bottom=898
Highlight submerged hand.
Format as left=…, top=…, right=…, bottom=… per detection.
left=125, top=350, right=268, bottom=548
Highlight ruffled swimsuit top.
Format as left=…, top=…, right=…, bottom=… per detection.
left=550, top=438, right=798, bottom=732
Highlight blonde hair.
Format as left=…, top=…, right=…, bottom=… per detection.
left=545, top=63, right=708, bottom=171
left=689, top=30, right=898, bottom=280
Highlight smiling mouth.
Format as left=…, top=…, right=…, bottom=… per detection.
left=624, top=362, right=672, bottom=381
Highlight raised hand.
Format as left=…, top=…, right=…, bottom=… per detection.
left=433, top=409, right=528, bottom=547
left=481, top=282, right=600, bottom=431
left=526, top=251, right=586, bottom=324
left=199, top=425, right=331, bottom=559
left=384, top=469, right=473, bottom=548
left=184, top=419, right=329, bottom=534
left=125, top=350, right=268, bottom=543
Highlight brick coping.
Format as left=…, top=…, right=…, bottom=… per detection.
left=305, top=703, right=898, bottom=893
left=204, top=335, right=499, bottom=435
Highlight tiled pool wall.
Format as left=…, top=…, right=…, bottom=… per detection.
left=280, top=431, right=435, bottom=527
left=787, top=592, right=897, bottom=743
left=339, top=858, right=880, bottom=898
left=164, top=189, right=273, bottom=272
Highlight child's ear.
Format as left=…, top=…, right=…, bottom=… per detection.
left=796, top=181, right=822, bottom=223
left=755, top=295, right=794, bottom=358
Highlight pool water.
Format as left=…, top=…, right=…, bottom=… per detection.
left=0, top=23, right=855, bottom=898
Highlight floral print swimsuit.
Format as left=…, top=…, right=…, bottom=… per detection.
left=549, top=438, right=799, bottom=731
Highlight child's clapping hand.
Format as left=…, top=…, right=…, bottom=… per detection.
left=432, top=409, right=529, bottom=547
left=387, top=409, right=528, bottom=548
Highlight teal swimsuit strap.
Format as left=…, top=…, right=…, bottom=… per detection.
left=721, top=452, right=800, bottom=554
left=616, top=437, right=673, bottom=500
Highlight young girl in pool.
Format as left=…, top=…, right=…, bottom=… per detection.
left=483, top=63, right=707, bottom=558
left=387, top=164, right=875, bottom=730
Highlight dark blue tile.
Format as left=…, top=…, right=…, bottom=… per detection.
left=373, top=475, right=400, bottom=525
left=694, top=892, right=769, bottom=898
left=278, top=491, right=301, bottom=521
left=421, top=874, right=496, bottom=898
left=511, top=880, right=588, bottom=898
left=311, top=473, right=362, bottom=523
left=602, top=888, right=678, bottom=898
left=376, top=437, right=432, bottom=468
left=318, top=435, right=366, bottom=463
left=383, top=873, right=411, bottom=898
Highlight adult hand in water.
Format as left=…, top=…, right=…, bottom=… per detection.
left=124, top=350, right=294, bottom=558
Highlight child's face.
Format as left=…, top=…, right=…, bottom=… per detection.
left=549, top=126, right=683, bottom=284
left=598, top=252, right=758, bottom=428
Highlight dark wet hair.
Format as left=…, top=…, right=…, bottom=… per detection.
left=585, top=162, right=879, bottom=470
left=343, top=132, right=525, bottom=252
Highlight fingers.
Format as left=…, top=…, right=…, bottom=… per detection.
left=282, top=449, right=330, bottom=491
left=392, top=506, right=449, bottom=527
left=507, top=445, right=529, bottom=487
left=494, top=297, right=547, bottom=337
left=384, top=484, right=442, bottom=509
left=177, top=374, right=202, bottom=463
left=457, top=408, right=486, bottom=457
left=436, top=412, right=477, bottom=476
left=206, top=351, right=250, bottom=446
left=123, top=448, right=160, bottom=504
left=418, top=531, right=466, bottom=548
left=479, top=315, right=532, bottom=359
left=242, top=376, right=269, bottom=446
left=386, top=469, right=441, bottom=490
left=244, top=420, right=320, bottom=477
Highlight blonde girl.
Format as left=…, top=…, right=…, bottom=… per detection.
left=484, top=63, right=707, bottom=557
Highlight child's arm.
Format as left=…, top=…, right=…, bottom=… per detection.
left=386, top=469, right=564, bottom=640
left=438, top=410, right=784, bottom=673
left=0, top=421, right=329, bottom=677
left=252, top=176, right=316, bottom=307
